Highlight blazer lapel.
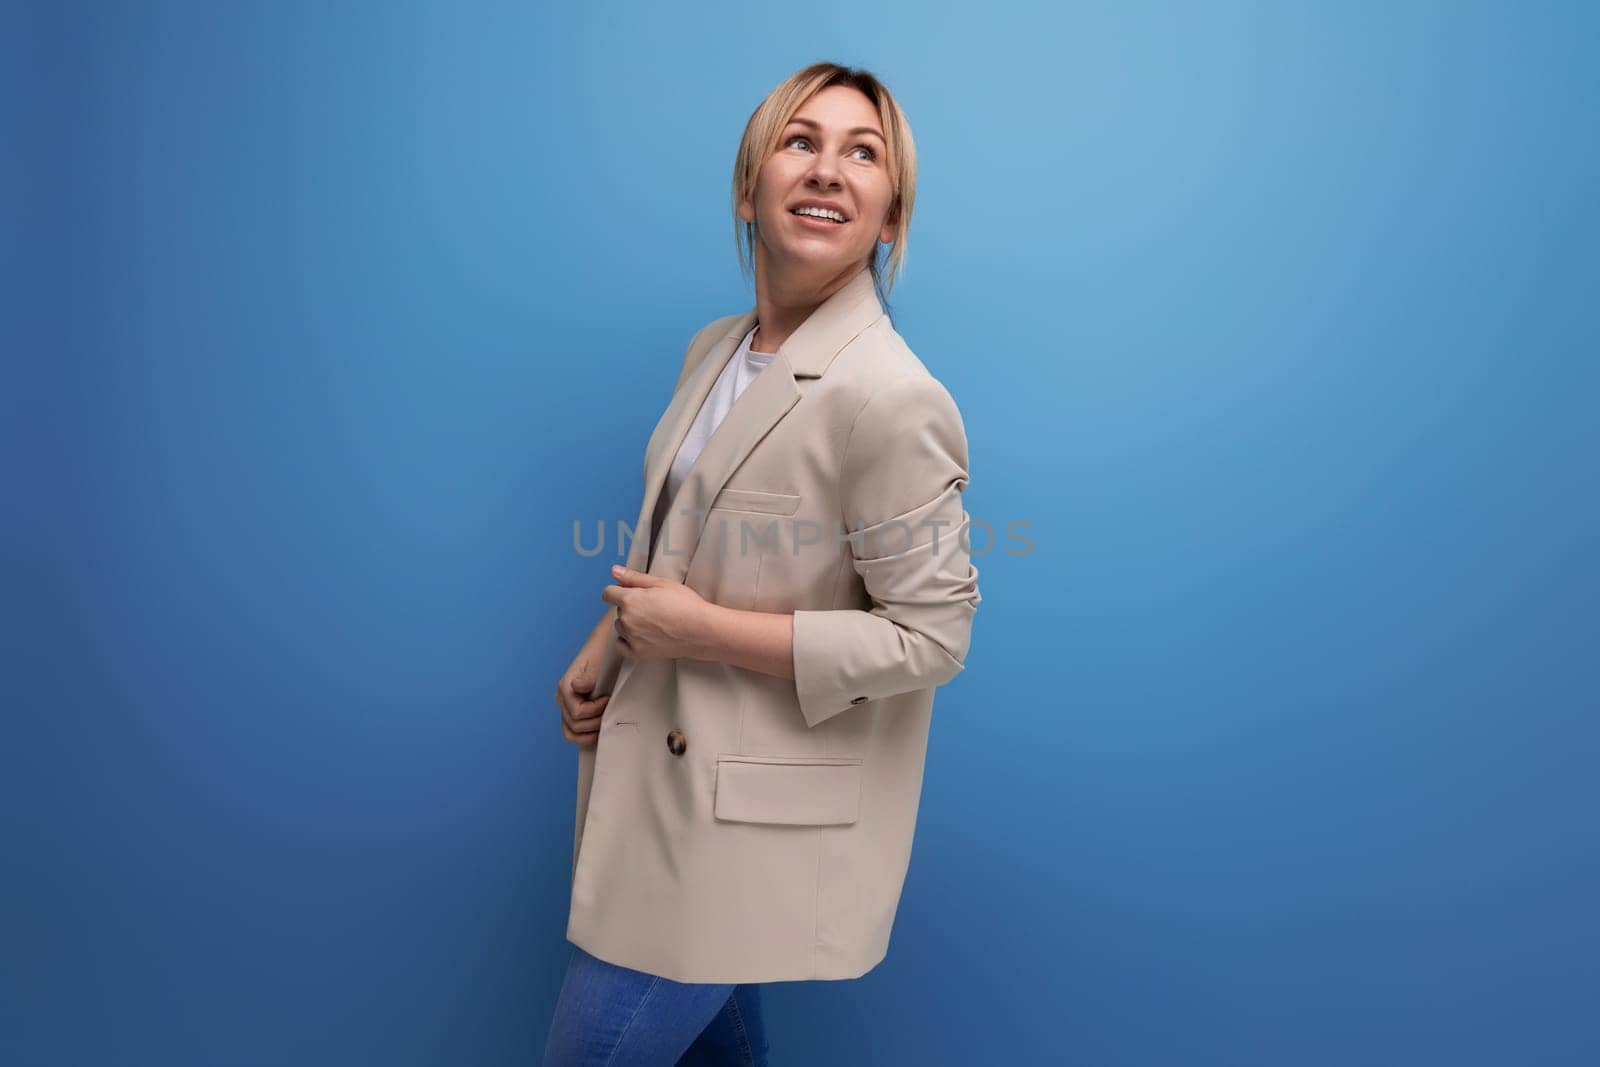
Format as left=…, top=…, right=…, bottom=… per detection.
left=627, top=315, right=754, bottom=572
left=640, top=269, right=886, bottom=585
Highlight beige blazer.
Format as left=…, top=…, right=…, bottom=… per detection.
left=567, top=267, right=981, bottom=983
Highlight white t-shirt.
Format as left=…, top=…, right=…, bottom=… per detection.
left=649, top=324, right=773, bottom=562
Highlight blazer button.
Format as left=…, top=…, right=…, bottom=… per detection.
left=850, top=696, right=868, bottom=705
left=666, top=729, right=687, bottom=756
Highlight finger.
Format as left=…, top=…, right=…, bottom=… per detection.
left=611, top=565, right=648, bottom=586
left=562, top=704, right=602, bottom=735
left=571, top=693, right=608, bottom=721
left=562, top=719, right=598, bottom=747
left=600, top=585, right=623, bottom=607
left=562, top=690, right=608, bottom=723
left=612, top=564, right=671, bottom=587
left=562, top=696, right=606, bottom=731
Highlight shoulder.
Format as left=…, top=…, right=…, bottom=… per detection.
left=833, top=315, right=931, bottom=388
left=832, top=316, right=967, bottom=436
left=828, top=319, right=972, bottom=526
left=673, top=312, right=746, bottom=390
left=694, top=312, right=747, bottom=348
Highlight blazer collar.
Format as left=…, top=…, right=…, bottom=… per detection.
left=762, top=266, right=884, bottom=379
left=629, top=268, right=885, bottom=585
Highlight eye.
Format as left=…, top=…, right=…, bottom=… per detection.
left=784, top=135, right=877, bottom=163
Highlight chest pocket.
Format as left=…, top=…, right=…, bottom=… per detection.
left=686, top=488, right=804, bottom=612
left=708, top=487, right=802, bottom=516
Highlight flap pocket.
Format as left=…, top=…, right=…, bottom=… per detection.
left=713, top=754, right=864, bottom=826
left=708, top=487, right=802, bottom=516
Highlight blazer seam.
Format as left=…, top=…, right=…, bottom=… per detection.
left=828, top=384, right=877, bottom=590
left=812, top=826, right=823, bottom=979
left=735, top=549, right=768, bottom=754
left=835, top=388, right=878, bottom=496
left=805, top=378, right=878, bottom=636
left=819, top=551, right=850, bottom=616
left=836, top=373, right=937, bottom=521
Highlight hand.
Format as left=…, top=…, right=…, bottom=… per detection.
left=601, top=564, right=712, bottom=662
left=554, top=644, right=608, bottom=748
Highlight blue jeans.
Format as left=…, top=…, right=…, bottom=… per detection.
left=542, top=944, right=770, bottom=1066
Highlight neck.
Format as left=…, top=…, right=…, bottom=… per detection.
left=749, top=247, right=868, bottom=354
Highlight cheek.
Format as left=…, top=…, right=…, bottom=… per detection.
left=757, top=161, right=797, bottom=199
left=856, top=179, right=894, bottom=221
left=753, top=187, right=784, bottom=222
left=859, top=201, right=894, bottom=239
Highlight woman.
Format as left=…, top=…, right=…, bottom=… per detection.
left=544, top=61, right=980, bottom=1065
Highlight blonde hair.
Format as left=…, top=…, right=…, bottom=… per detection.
left=732, top=62, right=918, bottom=301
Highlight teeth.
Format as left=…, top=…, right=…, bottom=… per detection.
left=792, top=206, right=845, bottom=223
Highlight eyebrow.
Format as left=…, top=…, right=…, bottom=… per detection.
left=785, top=116, right=886, bottom=144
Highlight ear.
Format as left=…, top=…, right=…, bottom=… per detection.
left=737, top=195, right=756, bottom=225
left=879, top=214, right=897, bottom=245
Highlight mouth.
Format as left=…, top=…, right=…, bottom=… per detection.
left=789, top=207, right=849, bottom=226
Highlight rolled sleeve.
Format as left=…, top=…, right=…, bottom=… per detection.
left=791, top=375, right=982, bottom=728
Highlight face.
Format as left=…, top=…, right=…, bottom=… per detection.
left=738, top=85, right=898, bottom=276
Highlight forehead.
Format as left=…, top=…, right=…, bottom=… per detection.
left=787, top=86, right=885, bottom=137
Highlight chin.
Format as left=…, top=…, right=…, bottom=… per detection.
left=789, top=252, right=859, bottom=274
left=779, top=234, right=866, bottom=261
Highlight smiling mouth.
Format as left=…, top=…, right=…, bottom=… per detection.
left=790, top=208, right=848, bottom=224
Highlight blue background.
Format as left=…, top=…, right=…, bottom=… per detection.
left=6, top=1, right=1597, bottom=1064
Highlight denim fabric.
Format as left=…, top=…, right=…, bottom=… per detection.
left=543, top=944, right=770, bottom=1066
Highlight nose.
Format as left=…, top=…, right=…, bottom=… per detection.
left=805, top=154, right=842, bottom=189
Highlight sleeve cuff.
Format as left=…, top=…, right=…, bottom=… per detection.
left=792, top=609, right=876, bottom=728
